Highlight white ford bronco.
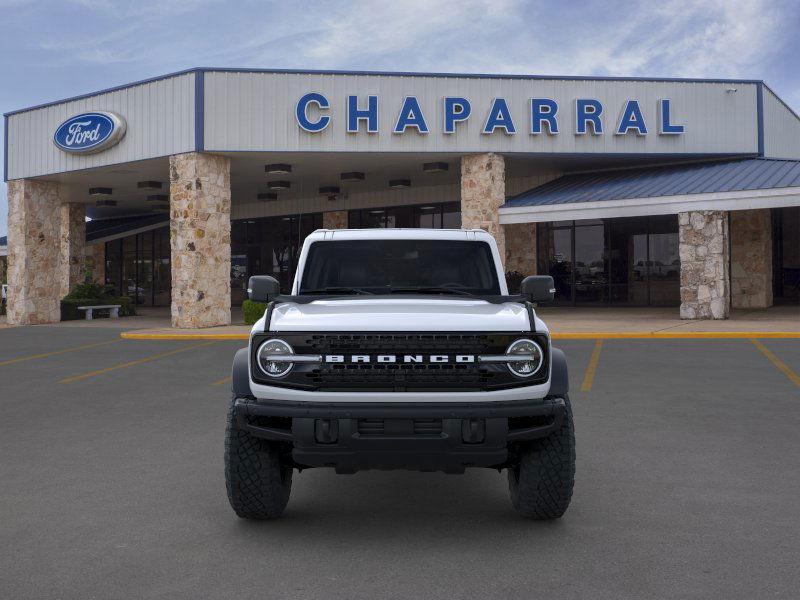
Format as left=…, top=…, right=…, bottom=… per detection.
left=225, top=228, right=574, bottom=519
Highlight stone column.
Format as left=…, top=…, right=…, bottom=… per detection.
left=323, top=210, right=348, bottom=229
left=86, top=243, right=105, bottom=285
left=59, top=202, right=86, bottom=298
left=679, top=210, right=730, bottom=319
left=461, top=153, right=506, bottom=262
left=6, top=179, right=62, bottom=325
left=169, top=152, right=231, bottom=328
left=730, top=209, right=772, bottom=309
left=504, top=223, right=537, bottom=276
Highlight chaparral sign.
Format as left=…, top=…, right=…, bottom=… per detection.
left=53, top=111, right=127, bottom=154
left=295, top=94, right=685, bottom=137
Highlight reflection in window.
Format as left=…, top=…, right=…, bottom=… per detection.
left=537, top=215, right=679, bottom=306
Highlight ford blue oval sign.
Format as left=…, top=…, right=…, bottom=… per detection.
left=53, top=111, right=127, bottom=154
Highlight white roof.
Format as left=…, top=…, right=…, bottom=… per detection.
left=306, top=228, right=494, bottom=242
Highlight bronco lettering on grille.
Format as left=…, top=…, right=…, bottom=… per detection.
left=323, top=355, right=476, bottom=364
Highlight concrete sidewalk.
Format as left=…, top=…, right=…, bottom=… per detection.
left=112, top=305, right=799, bottom=340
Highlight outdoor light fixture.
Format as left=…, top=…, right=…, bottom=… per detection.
left=340, top=171, right=365, bottom=182
left=137, top=181, right=162, bottom=189
left=422, top=162, right=449, bottom=173
left=95, top=199, right=117, bottom=207
left=419, top=205, right=437, bottom=211
left=267, top=180, right=291, bottom=190
left=146, top=194, right=168, bottom=202
left=265, top=163, right=292, bottom=174
left=319, top=186, right=340, bottom=195
left=257, top=192, right=278, bottom=201
left=388, top=179, right=411, bottom=188
left=89, top=187, right=112, bottom=196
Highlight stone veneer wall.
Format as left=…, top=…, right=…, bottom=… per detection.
left=86, top=243, right=105, bottom=285
left=504, top=223, right=537, bottom=276
left=59, top=202, right=86, bottom=298
left=730, top=209, right=772, bottom=309
left=323, top=210, right=348, bottom=229
left=461, top=153, right=506, bottom=262
left=6, top=179, right=63, bottom=325
left=679, top=210, right=730, bottom=319
left=169, top=152, right=231, bottom=328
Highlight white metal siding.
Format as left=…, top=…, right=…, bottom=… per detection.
left=6, top=73, right=195, bottom=180
left=205, top=72, right=759, bottom=155
left=763, top=87, right=800, bottom=159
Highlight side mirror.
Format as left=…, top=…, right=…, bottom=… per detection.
left=520, top=275, right=555, bottom=304
left=247, top=275, right=280, bottom=303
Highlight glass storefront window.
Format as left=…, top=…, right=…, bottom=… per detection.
left=230, top=212, right=324, bottom=300
left=350, top=202, right=461, bottom=230
left=537, top=215, right=679, bottom=306
left=105, top=227, right=172, bottom=306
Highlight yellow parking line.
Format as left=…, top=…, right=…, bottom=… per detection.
left=58, top=341, right=216, bottom=384
left=580, top=340, right=604, bottom=392
left=0, top=339, right=121, bottom=367
left=212, top=376, right=232, bottom=386
left=751, top=339, right=800, bottom=388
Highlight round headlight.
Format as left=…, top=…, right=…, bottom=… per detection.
left=256, top=339, right=294, bottom=378
left=506, top=339, right=544, bottom=378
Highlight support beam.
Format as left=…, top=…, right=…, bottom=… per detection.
left=730, top=209, right=773, bottom=309
left=169, top=152, right=231, bottom=328
left=86, top=243, right=105, bottom=285
left=6, top=179, right=63, bottom=325
left=679, top=210, right=730, bottom=319
left=323, top=210, right=348, bottom=229
left=59, top=202, right=86, bottom=298
left=504, top=222, right=537, bottom=276
left=461, top=153, right=506, bottom=262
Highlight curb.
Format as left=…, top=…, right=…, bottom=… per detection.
left=120, top=331, right=800, bottom=341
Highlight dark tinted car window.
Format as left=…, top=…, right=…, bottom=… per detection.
left=299, top=240, right=501, bottom=294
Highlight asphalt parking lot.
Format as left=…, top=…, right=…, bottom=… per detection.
left=1, top=326, right=799, bottom=599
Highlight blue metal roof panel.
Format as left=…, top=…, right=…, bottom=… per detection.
left=503, top=158, right=800, bottom=208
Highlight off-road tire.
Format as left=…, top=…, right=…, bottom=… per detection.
left=508, top=395, right=575, bottom=519
left=225, top=396, right=292, bottom=519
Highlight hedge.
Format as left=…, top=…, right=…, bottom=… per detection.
left=60, top=297, right=136, bottom=321
left=242, top=299, right=268, bottom=325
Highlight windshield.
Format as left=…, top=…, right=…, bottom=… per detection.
left=299, top=240, right=501, bottom=295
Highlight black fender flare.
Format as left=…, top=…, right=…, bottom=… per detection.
left=231, top=347, right=253, bottom=398
left=549, top=347, right=569, bottom=397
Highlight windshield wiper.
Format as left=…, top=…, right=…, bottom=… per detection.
left=300, top=287, right=374, bottom=295
left=388, top=286, right=477, bottom=298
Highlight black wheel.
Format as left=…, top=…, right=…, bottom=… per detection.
left=224, top=396, right=292, bottom=519
left=508, top=395, right=575, bottom=519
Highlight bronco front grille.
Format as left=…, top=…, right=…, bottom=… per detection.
left=250, top=332, right=549, bottom=391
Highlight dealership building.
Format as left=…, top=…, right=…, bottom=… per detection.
left=3, top=67, right=799, bottom=327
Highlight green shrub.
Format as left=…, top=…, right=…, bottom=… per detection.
left=242, top=299, right=268, bottom=325
left=60, top=296, right=136, bottom=320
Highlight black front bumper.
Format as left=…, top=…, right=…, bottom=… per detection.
left=234, top=397, right=565, bottom=473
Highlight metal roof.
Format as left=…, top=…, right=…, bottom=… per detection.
left=86, top=214, right=167, bottom=243
left=503, top=158, right=800, bottom=208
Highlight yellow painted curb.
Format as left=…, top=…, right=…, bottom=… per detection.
left=121, top=331, right=800, bottom=341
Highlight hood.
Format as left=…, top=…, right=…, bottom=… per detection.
left=263, top=297, right=541, bottom=332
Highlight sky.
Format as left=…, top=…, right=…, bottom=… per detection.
left=1, top=0, right=799, bottom=237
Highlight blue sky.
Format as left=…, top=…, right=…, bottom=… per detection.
left=2, top=0, right=799, bottom=237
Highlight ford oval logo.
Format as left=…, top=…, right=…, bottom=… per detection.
left=53, top=111, right=126, bottom=154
